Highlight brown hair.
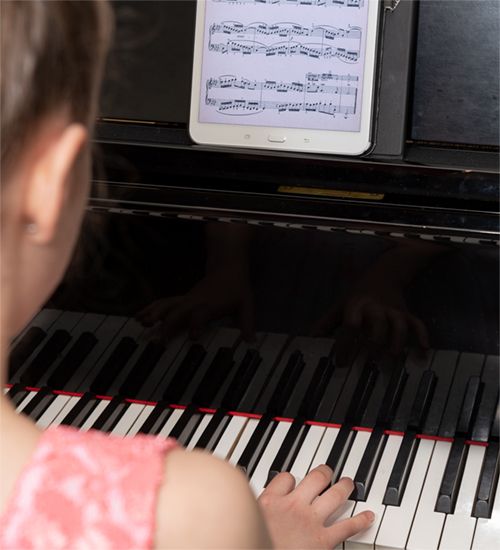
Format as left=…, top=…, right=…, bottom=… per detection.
left=1, top=0, right=113, bottom=179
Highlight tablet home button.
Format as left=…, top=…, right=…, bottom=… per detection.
left=268, top=134, right=286, bottom=143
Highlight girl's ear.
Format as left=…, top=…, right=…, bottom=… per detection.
left=23, top=123, right=87, bottom=244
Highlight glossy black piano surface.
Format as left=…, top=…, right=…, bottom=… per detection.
left=6, top=0, right=500, bottom=548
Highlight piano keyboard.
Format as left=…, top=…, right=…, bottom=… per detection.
left=7, top=309, right=500, bottom=550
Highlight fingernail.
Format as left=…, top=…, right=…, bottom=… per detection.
left=340, top=476, right=353, bottom=485
left=367, top=511, right=375, bottom=523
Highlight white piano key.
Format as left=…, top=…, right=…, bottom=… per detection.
left=472, top=461, right=500, bottom=550
left=15, top=391, right=38, bottom=413
left=376, top=439, right=435, bottom=550
left=308, top=426, right=341, bottom=473
left=126, top=404, right=157, bottom=437
left=345, top=434, right=403, bottom=549
left=186, top=413, right=213, bottom=450
left=228, top=417, right=260, bottom=464
left=250, top=421, right=292, bottom=496
left=326, top=431, right=372, bottom=526
left=440, top=444, right=485, bottom=550
left=109, top=403, right=147, bottom=437
left=50, top=395, right=82, bottom=427
left=36, top=394, right=73, bottom=428
left=80, top=399, right=111, bottom=432
left=213, top=416, right=249, bottom=460
left=289, top=425, right=328, bottom=482
left=156, top=408, right=184, bottom=440
left=406, top=440, right=451, bottom=550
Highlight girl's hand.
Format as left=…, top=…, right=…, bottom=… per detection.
left=258, top=465, right=374, bottom=549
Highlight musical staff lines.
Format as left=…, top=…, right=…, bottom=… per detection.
left=213, top=0, right=365, bottom=8
left=205, top=72, right=358, bottom=117
left=208, top=21, right=361, bottom=62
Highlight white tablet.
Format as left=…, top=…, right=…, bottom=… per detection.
left=190, top=0, right=382, bottom=156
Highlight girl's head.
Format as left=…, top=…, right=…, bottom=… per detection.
left=1, top=1, right=112, bottom=336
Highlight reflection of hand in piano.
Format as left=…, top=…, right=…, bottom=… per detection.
left=312, top=241, right=436, bottom=361
left=135, top=264, right=254, bottom=341
left=136, top=223, right=254, bottom=341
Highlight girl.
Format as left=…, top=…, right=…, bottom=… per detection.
left=0, top=1, right=374, bottom=548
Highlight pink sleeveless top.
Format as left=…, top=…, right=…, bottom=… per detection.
left=0, top=425, right=177, bottom=549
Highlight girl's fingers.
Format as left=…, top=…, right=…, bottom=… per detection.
left=326, top=510, right=375, bottom=547
left=312, top=477, right=354, bottom=520
left=294, top=465, right=333, bottom=503
left=260, top=471, right=296, bottom=497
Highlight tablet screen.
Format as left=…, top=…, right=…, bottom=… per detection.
left=198, top=0, right=370, bottom=133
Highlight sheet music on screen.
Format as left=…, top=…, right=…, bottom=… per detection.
left=198, top=0, right=370, bottom=132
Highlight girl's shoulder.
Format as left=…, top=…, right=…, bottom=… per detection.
left=1, top=425, right=176, bottom=549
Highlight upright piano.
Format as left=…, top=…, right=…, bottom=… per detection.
left=7, top=1, right=499, bottom=549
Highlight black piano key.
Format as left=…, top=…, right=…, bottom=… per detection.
left=266, top=421, right=309, bottom=485
left=237, top=350, right=305, bottom=476
left=435, top=376, right=482, bottom=514
left=21, top=387, right=54, bottom=418
left=138, top=402, right=173, bottom=435
left=91, top=396, right=126, bottom=432
left=375, top=364, right=408, bottom=426
left=329, top=353, right=368, bottom=425
left=192, top=347, right=234, bottom=407
left=352, top=426, right=386, bottom=501
left=471, top=357, right=499, bottom=442
left=176, top=411, right=204, bottom=447
left=196, top=350, right=262, bottom=450
left=90, top=337, right=138, bottom=395
left=423, top=351, right=459, bottom=436
left=353, top=365, right=408, bottom=501
left=163, top=344, right=206, bottom=403
left=383, top=370, right=436, bottom=506
left=168, top=405, right=197, bottom=441
left=300, top=356, right=336, bottom=419
left=438, top=353, right=483, bottom=438
left=265, top=355, right=336, bottom=484
left=435, top=437, right=468, bottom=514
left=6, top=383, right=30, bottom=408
left=456, top=376, right=482, bottom=434
left=9, top=326, right=46, bottom=378
left=221, top=349, right=261, bottom=410
left=47, top=332, right=98, bottom=390
left=269, top=350, right=305, bottom=416
left=20, top=330, right=72, bottom=386
left=408, top=370, right=437, bottom=430
left=237, top=415, right=277, bottom=476
left=60, top=393, right=97, bottom=427
left=119, top=341, right=165, bottom=398
left=195, top=410, right=230, bottom=451
left=383, top=431, right=418, bottom=506
left=325, top=363, right=378, bottom=480
left=168, top=348, right=235, bottom=445
left=472, top=440, right=499, bottom=518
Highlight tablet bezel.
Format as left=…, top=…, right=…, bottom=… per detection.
left=190, top=0, right=382, bottom=156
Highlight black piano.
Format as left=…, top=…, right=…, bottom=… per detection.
left=7, top=1, right=499, bottom=548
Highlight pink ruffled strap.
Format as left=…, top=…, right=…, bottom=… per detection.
left=1, top=425, right=176, bottom=549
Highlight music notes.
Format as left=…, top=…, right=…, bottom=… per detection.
left=208, top=21, right=361, bottom=62
left=213, top=0, right=365, bottom=8
left=206, top=72, right=358, bottom=117
left=199, top=0, right=370, bottom=131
